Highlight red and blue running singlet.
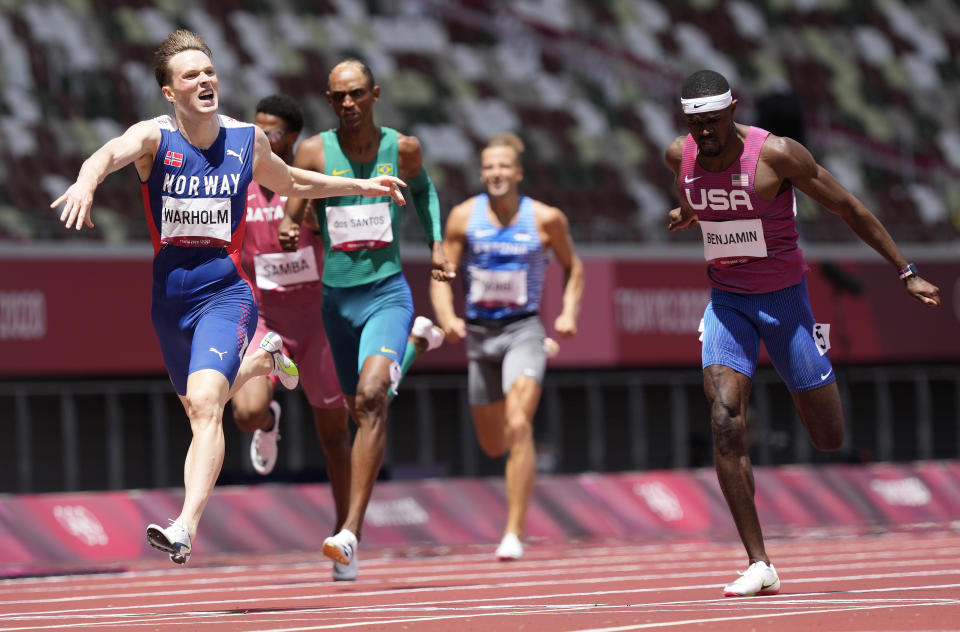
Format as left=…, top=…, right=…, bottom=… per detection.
left=141, top=115, right=258, bottom=395
left=143, top=114, right=255, bottom=263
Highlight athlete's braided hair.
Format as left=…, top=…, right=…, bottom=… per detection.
left=681, top=70, right=730, bottom=99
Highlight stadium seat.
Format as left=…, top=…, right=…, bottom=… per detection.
left=0, top=0, right=956, bottom=246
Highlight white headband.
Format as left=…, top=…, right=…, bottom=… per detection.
left=680, top=90, right=733, bottom=114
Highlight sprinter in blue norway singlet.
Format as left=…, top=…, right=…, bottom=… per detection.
left=142, top=114, right=258, bottom=395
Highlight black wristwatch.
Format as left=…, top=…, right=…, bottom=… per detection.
left=898, top=263, right=919, bottom=281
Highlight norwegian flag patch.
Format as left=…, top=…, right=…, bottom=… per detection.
left=731, top=173, right=749, bottom=186
left=164, top=151, right=184, bottom=168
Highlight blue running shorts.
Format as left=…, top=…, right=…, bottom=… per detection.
left=151, top=275, right=257, bottom=396
left=321, top=272, right=414, bottom=396
left=700, top=278, right=835, bottom=392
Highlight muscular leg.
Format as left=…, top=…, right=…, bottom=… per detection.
left=472, top=375, right=542, bottom=538
left=704, top=364, right=768, bottom=565
left=792, top=382, right=845, bottom=450
left=502, top=377, right=541, bottom=537
left=226, top=349, right=274, bottom=401
left=176, top=368, right=231, bottom=541
left=341, top=354, right=394, bottom=540
left=313, top=405, right=352, bottom=532
left=472, top=401, right=507, bottom=457
left=231, top=375, right=275, bottom=433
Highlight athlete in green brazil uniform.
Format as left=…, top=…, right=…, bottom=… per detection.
left=279, top=59, right=454, bottom=580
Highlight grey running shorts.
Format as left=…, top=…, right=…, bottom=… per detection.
left=466, top=314, right=547, bottom=405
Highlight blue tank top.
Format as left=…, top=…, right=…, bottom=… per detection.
left=142, top=115, right=255, bottom=293
left=463, top=194, right=546, bottom=321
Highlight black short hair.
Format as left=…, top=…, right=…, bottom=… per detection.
left=255, top=94, right=304, bottom=133
left=681, top=70, right=730, bottom=99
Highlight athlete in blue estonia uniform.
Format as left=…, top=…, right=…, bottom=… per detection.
left=144, top=114, right=257, bottom=394
left=463, top=193, right=546, bottom=322
left=430, top=133, right=584, bottom=562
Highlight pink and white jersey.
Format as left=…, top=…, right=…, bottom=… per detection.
left=241, top=182, right=324, bottom=299
left=679, top=126, right=807, bottom=294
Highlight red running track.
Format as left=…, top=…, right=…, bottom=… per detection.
left=1, top=529, right=959, bottom=631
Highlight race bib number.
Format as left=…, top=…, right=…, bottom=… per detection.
left=326, top=203, right=393, bottom=251
left=813, top=323, right=831, bottom=356
left=160, top=196, right=231, bottom=247
left=699, top=219, right=767, bottom=263
left=468, top=267, right=527, bottom=307
left=253, top=246, right=320, bottom=290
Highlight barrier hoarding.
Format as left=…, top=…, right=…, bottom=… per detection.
left=1, top=249, right=957, bottom=376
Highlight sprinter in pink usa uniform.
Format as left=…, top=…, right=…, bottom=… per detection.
left=665, top=69, right=940, bottom=598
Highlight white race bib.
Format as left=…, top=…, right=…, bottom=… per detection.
left=469, top=267, right=527, bottom=307
left=161, top=196, right=231, bottom=246
left=813, top=323, right=831, bottom=356
left=699, top=219, right=767, bottom=263
left=253, top=246, right=320, bottom=290
left=326, top=202, right=393, bottom=251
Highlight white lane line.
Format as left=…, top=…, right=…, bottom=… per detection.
left=2, top=533, right=955, bottom=603
left=99, top=598, right=960, bottom=632
left=4, top=546, right=960, bottom=605
left=3, top=573, right=960, bottom=624
left=568, top=600, right=960, bottom=632
left=3, top=532, right=955, bottom=589
left=4, top=554, right=960, bottom=609
left=3, top=586, right=959, bottom=631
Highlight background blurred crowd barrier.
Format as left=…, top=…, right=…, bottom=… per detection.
left=1, top=249, right=958, bottom=494
left=3, top=251, right=959, bottom=377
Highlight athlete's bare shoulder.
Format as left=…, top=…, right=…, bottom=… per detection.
left=129, top=119, right=163, bottom=177
left=665, top=135, right=686, bottom=172
left=292, top=132, right=326, bottom=171
left=759, top=132, right=816, bottom=180
left=444, top=196, right=477, bottom=240
left=532, top=199, right=568, bottom=232
left=397, top=132, right=423, bottom=179
left=448, top=195, right=477, bottom=220
left=397, top=132, right=422, bottom=154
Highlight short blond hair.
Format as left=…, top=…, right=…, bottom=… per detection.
left=485, top=132, right=524, bottom=157
left=153, top=29, right=211, bottom=87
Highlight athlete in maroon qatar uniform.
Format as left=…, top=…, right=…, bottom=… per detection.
left=232, top=95, right=352, bottom=581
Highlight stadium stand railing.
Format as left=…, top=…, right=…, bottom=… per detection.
left=1, top=365, right=958, bottom=494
